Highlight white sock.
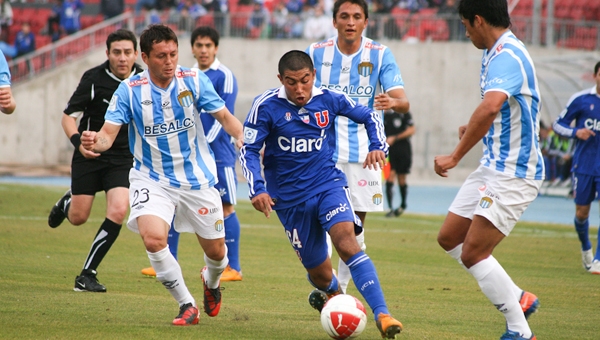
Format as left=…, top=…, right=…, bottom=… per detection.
left=467, top=256, right=531, bottom=338
left=147, top=246, right=194, bottom=307
left=203, top=248, right=228, bottom=289
left=337, top=231, right=366, bottom=293
left=326, top=233, right=333, bottom=258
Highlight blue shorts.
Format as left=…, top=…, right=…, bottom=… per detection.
left=573, top=173, right=600, bottom=206
left=276, top=186, right=359, bottom=270
left=214, top=165, right=237, bottom=205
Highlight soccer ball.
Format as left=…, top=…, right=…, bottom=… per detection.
left=320, top=294, right=367, bottom=339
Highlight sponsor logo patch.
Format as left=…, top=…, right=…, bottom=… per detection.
left=244, top=127, right=258, bottom=144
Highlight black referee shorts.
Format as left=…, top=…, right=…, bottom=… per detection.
left=389, top=148, right=412, bottom=175
left=71, top=159, right=131, bottom=195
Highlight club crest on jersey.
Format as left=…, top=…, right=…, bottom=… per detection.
left=301, top=115, right=310, bottom=124
left=372, top=193, right=383, bottom=205
left=285, top=112, right=292, bottom=121
left=215, top=219, right=224, bottom=232
left=358, top=62, right=374, bottom=77
left=479, top=197, right=493, bottom=209
left=177, top=90, right=193, bottom=107
left=314, top=110, right=329, bottom=128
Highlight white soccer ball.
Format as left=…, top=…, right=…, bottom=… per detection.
left=320, top=294, right=367, bottom=339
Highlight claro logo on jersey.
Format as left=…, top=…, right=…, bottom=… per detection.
left=278, top=129, right=326, bottom=153
left=314, top=40, right=334, bottom=49
left=176, top=70, right=196, bottom=78
left=320, top=84, right=374, bottom=98
left=144, top=118, right=194, bottom=136
left=584, top=118, right=600, bottom=131
left=128, top=78, right=149, bottom=87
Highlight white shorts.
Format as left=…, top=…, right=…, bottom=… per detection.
left=449, top=165, right=542, bottom=236
left=336, top=162, right=384, bottom=212
left=127, top=170, right=225, bottom=239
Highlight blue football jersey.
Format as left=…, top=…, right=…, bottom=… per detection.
left=194, top=58, right=239, bottom=167
left=239, top=86, right=388, bottom=209
left=0, top=50, right=11, bottom=87
left=552, top=86, right=600, bottom=176
left=306, top=37, right=404, bottom=164
left=480, top=31, right=544, bottom=180
left=105, top=66, right=226, bottom=190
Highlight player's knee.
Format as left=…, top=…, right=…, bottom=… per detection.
left=107, top=206, right=128, bottom=224
left=68, top=211, right=89, bottom=226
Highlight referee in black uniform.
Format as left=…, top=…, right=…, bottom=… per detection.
left=47, top=29, right=144, bottom=292
left=384, top=110, right=415, bottom=217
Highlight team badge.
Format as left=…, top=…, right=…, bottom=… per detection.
left=244, top=127, right=258, bottom=143
left=372, top=193, right=383, bottom=205
left=301, top=115, right=310, bottom=124
left=285, top=112, right=292, bottom=121
left=479, top=197, right=493, bottom=209
left=215, top=219, right=224, bottom=232
left=314, top=110, right=330, bottom=128
left=177, top=90, right=193, bottom=107
left=358, top=62, right=374, bottom=77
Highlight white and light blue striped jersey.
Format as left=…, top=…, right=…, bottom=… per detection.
left=105, top=65, right=226, bottom=190
left=193, top=58, right=239, bottom=167
left=479, top=31, right=544, bottom=180
left=306, top=37, right=404, bottom=163
left=0, top=50, right=11, bottom=87
left=239, top=86, right=387, bottom=210
left=553, top=86, right=600, bottom=176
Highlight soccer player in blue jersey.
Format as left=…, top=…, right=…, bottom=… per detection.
left=239, top=50, right=403, bottom=339
left=140, top=26, right=243, bottom=282
left=0, top=50, right=16, bottom=114
left=306, top=0, right=410, bottom=294
left=81, top=24, right=244, bottom=326
left=552, top=61, right=600, bottom=275
left=434, top=1, right=543, bottom=339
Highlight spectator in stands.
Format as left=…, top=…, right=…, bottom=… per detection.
left=303, top=5, right=332, bottom=40
left=60, top=0, right=84, bottom=35
left=177, top=0, right=207, bottom=33
left=14, top=22, right=35, bottom=58
left=47, top=0, right=62, bottom=42
left=396, top=0, right=426, bottom=13
left=270, top=2, right=291, bottom=39
left=286, top=0, right=303, bottom=15
left=203, top=0, right=228, bottom=33
left=135, top=0, right=156, bottom=15
left=438, top=0, right=461, bottom=40
left=0, top=0, right=13, bottom=43
left=246, top=0, right=269, bottom=39
left=101, top=0, right=125, bottom=20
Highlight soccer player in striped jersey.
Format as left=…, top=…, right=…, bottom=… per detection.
left=240, top=50, right=403, bottom=339
left=306, top=0, right=410, bottom=294
left=140, top=26, right=244, bottom=282
left=81, top=25, right=243, bottom=326
left=552, top=61, right=600, bottom=275
left=0, top=50, right=15, bottom=114
left=434, top=1, right=543, bottom=339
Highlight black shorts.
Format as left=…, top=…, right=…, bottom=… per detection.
left=71, top=159, right=131, bottom=195
left=389, top=147, right=412, bottom=175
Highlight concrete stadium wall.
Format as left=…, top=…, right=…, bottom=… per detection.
left=3, top=38, right=598, bottom=182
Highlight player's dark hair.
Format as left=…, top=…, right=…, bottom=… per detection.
left=333, top=0, right=368, bottom=20
left=140, top=24, right=178, bottom=56
left=278, top=50, right=314, bottom=76
left=191, top=26, right=220, bottom=47
left=458, top=0, right=510, bottom=28
left=594, top=61, right=600, bottom=75
left=106, top=29, right=138, bottom=52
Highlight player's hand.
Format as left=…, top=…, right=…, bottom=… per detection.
left=575, top=128, right=595, bottom=141
left=234, top=138, right=244, bottom=149
left=386, top=136, right=395, bottom=146
left=363, top=150, right=386, bottom=170
left=79, top=145, right=100, bottom=159
left=81, top=131, right=98, bottom=151
left=434, top=154, right=458, bottom=178
left=374, top=93, right=393, bottom=111
left=251, top=193, right=275, bottom=218
left=458, top=125, right=467, bottom=140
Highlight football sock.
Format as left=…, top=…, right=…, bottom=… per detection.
left=148, top=246, right=194, bottom=307
left=82, top=218, right=121, bottom=272
left=224, top=212, right=242, bottom=272
left=596, top=225, right=600, bottom=261
left=306, top=271, right=340, bottom=294
left=574, top=217, right=592, bottom=251
left=167, top=225, right=180, bottom=260
left=467, top=256, right=531, bottom=338
left=385, top=182, right=394, bottom=210
left=337, top=231, right=366, bottom=293
left=347, top=251, right=389, bottom=320
left=203, top=249, right=228, bottom=289
left=399, top=184, right=407, bottom=209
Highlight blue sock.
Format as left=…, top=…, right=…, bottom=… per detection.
left=224, top=212, right=241, bottom=271
left=596, top=226, right=600, bottom=261
left=346, top=251, right=389, bottom=321
left=167, top=225, right=180, bottom=261
left=306, top=272, right=340, bottom=295
left=574, top=217, right=592, bottom=251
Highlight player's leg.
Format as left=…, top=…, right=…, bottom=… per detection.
left=219, top=166, right=243, bottom=281
left=385, top=169, right=396, bottom=217
left=397, top=173, right=407, bottom=215
left=142, top=220, right=179, bottom=277
left=394, top=148, right=411, bottom=216
left=572, top=173, right=594, bottom=271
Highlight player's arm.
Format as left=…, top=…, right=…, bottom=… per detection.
left=61, top=114, right=98, bottom=159
left=211, top=107, right=244, bottom=148
left=376, top=49, right=410, bottom=114
left=0, top=86, right=16, bottom=114
left=374, top=88, right=409, bottom=114
left=81, top=122, right=121, bottom=154
left=552, top=99, right=595, bottom=141
left=434, top=91, right=506, bottom=177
